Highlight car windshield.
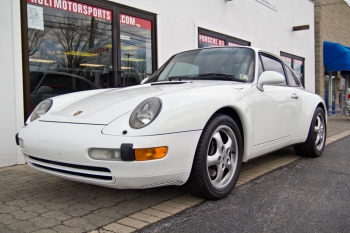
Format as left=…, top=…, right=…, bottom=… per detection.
left=30, top=72, right=44, bottom=93
left=147, top=47, right=255, bottom=83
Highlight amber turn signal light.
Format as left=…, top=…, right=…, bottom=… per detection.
left=134, top=147, right=168, bottom=161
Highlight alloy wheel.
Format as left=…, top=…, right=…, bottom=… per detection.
left=314, top=113, right=325, bottom=151
left=207, top=125, right=238, bottom=189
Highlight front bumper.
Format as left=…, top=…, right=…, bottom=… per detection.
left=18, top=121, right=202, bottom=189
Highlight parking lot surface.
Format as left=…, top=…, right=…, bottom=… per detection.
left=140, top=133, right=350, bottom=233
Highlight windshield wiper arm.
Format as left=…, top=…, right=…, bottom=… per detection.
left=168, top=73, right=246, bottom=82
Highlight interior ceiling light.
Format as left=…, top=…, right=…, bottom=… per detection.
left=29, top=59, right=56, bottom=63
left=80, top=63, right=105, bottom=67
left=65, top=51, right=98, bottom=57
left=121, top=58, right=146, bottom=62
left=121, top=66, right=134, bottom=70
left=121, top=45, right=142, bottom=51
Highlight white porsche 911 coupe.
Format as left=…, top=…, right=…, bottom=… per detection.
left=16, top=46, right=326, bottom=200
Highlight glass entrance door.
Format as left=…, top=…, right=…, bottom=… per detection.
left=119, top=13, right=153, bottom=87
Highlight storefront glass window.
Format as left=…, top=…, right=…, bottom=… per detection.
left=199, top=34, right=225, bottom=48
left=281, top=56, right=292, bottom=68
left=228, top=42, right=240, bottom=46
left=198, top=28, right=250, bottom=48
left=27, top=0, right=112, bottom=109
left=120, top=14, right=153, bottom=86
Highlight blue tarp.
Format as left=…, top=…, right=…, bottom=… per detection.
left=324, top=41, right=350, bottom=72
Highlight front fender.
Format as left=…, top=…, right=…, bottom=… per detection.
left=102, top=85, right=255, bottom=160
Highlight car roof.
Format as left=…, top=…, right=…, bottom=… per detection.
left=30, top=71, right=99, bottom=88
left=30, top=71, right=87, bottom=78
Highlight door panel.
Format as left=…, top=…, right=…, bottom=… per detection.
left=252, top=85, right=300, bottom=147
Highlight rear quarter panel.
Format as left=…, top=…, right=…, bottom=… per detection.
left=292, top=90, right=327, bottom=141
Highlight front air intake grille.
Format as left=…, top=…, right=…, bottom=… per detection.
left=34, top=164, right=112, bottom=180
left=28, top=156, right=110, bottom=172
left=26, top=155, right=113, bottom=182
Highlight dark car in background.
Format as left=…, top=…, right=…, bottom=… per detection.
left=30, top=71, right=99, bottom=111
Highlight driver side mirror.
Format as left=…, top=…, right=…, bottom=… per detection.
left=256, top=71, right=285, bottom=91
left=36, top=86, right=53, bottom=95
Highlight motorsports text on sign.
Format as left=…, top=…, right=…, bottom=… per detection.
left=256, top=0, right=277, bottom=11
left=27, top=0, right=112, bottom=21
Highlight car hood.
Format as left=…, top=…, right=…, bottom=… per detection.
left=39, top=81, right=245, bottom=124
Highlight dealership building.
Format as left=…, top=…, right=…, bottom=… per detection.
left=0, top=0, right=315, bottom=167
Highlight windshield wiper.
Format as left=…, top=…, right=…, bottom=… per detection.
left=168, top=73, right=246, bottom=82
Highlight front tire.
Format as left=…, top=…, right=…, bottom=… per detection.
left=185, top=114, right=243, bottom=200
left=294, top=107, right=326, bottom=157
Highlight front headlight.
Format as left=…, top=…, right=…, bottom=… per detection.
left=30, top=99, right=53, bottom=122
left=129, top=97, right=162, bottom=129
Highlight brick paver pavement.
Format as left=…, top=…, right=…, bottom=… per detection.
left=0, top=116, right=349, bottom=232
left=326, top=116, right=350, bottom=137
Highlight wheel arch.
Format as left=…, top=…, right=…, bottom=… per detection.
left=213, top=107, right=245, bottom=156
left=316, top=102, right=327, bottom=124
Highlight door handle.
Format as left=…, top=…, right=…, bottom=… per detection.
left=291, top=93, right=299, bottom=99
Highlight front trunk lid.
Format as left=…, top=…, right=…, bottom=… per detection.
left=39, top=82, right=203, bottom=124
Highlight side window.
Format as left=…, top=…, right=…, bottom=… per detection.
left=258, top=56, right=264, bottom=78
left=75, top=78, right=97, bottom=91
left=260, top=55, right=287, bottom=85
left=284, top=65, right=301, bottom=87
left=40, top=75, right=75, bottom=94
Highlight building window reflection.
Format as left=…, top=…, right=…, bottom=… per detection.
left=120, top=13, right=153, bottom=87
left=27, top=1, right=112, bottom=87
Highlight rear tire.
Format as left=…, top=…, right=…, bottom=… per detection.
left=294, top=107, right=326, bottom=157
left=185, top=114, right=243, bottom=200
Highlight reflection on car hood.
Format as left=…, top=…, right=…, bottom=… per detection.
left=39, top=81, right=245, bottom=124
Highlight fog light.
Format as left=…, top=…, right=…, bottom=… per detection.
left=19, top=138, right=25, bottom=149
left=135, top=147, right=168, bottom=161
left=88, top=149, right=121, bottom=160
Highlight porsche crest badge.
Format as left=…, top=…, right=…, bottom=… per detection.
left=74, top=111, right=83, bottom=116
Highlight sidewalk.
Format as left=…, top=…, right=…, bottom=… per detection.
left=326, top=116, right=350, bottom=137
left=0, top=116, right=349, bottom=233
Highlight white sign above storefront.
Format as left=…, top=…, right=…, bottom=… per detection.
left=27, top=4, right=44, bottom=30
left=256, top=0, right=278, bottom=11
